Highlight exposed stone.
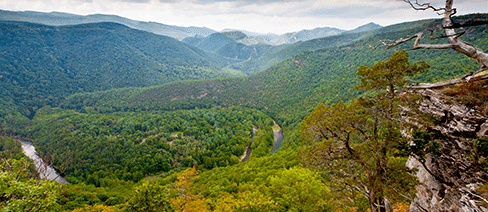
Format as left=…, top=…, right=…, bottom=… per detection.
left=477, top=122, right=488, bottom=138
left=405, top=87, right=488, bottom=212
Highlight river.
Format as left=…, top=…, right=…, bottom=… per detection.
left=18, top=139, right=69, bottom=184
left=240, top=120, right=284, bottom=162
left=240, top=125, right=257, bottom=162
left=270, top=120, right=283, bottom=154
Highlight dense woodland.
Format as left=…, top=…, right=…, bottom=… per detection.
left=22, top=106, right=275, bottom=184
left=1, top=12, right=488, bottom=211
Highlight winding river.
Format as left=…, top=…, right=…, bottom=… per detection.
left=18, top=139, right=69, bottom=184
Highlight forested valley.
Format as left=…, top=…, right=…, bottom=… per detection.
left=1, top=9, right=488, bottom=212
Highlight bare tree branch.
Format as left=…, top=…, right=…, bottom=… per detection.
left=402, top=0, right=447, bottom=13
left=427, top=28, right=465, bottom=40
left=379, top=32, right=458, bottom=50
left=445, top=19, right=488, bottom=29
left=373, top=0, right=488, bottom=73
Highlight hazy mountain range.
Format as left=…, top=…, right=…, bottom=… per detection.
left=0, top=9, right=381, bottom=45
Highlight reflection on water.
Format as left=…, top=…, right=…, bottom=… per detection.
left=270, top=120, right=283, bottom=154
left=19, top=140, right=69, bottom=184
left=270, top=129, right=283, bottom=154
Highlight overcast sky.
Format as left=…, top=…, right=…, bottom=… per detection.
left=1, top=0, right=487, bottom=34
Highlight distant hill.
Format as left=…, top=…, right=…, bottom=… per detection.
left=221, top=28, right=278, bottom=38
left=221, top=29, right=279, bottom=44
left=345, top=22, right=383, bottom=34
left=220, top=31, right=274, bottom=45
left=0, top=9, right=216, bottom=39
left=182, top=32, right=282, bottom=60
left=221, top=31, right=247, bottom=41
left=193, top=33, right=237, bottom=52
left=0, top=21, right=242, bottom=118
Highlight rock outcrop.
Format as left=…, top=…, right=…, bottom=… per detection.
left=406, top=84, right=488, bottom=212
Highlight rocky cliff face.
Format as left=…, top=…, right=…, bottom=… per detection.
left=406, top=84, right=488, bottom=212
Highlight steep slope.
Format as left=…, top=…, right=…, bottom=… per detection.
left=0, top=9, right=216, bottom=39
left=0, top=21, right=241, bottom=118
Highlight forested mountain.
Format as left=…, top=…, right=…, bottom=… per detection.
left=182, top=32, right=282, bottom=61
left=344, top=22, right=382, bottom=34
left=0, top=9, right=216, bottom=39
left=0, top=21, right=242, bottom=119
left=220, top=31, right=267, bottom=45
left=221, top=28, right=279, bottom=43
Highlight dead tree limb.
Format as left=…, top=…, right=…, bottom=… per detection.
left=446, top=19, right=488, bottom=29
left=374, top=0, right=488, bottom=74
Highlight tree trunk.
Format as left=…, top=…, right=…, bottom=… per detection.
left=369, top=191, right=377, bottom=212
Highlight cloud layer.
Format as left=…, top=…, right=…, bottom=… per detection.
left=0, top=0, right=486, bottom=34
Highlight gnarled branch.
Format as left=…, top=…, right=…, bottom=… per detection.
left=402, top=0, right=448, bottom=13
left=445, top=19, right=488, bottom=29
left=375, top=32, right=457, bottom=50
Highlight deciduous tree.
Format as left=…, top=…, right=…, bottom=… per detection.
left=125, top=181, right=175, bottom=212
left=0, top=158, right=61, bottom=211
left=171, top=167, right=208, bottom=212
